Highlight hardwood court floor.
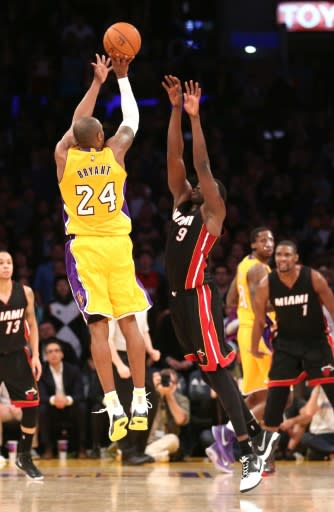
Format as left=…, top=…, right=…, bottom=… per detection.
left=1, top=457, right=334, bottom=512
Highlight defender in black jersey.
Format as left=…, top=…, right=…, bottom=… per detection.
left=252, top=240, right=334, bottom=429
left=0, top=251, right=43, bottom=480
left=162, top=76, right=279, bottom=493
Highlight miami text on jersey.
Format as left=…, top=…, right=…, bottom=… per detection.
left=274, top=294, right=308, bottom=307
left=0, top=308, right=25, bottom=321
left=172, top=208, right=195, bottom=226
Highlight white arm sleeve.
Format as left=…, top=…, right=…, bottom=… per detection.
left=117, top=77, right=139, bottom=136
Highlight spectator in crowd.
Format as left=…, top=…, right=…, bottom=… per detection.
left=38, top=339, right=87, bottom=459
left=44, top=276, right=90, bottom=366
left=38, top=321, right=79, bottom=366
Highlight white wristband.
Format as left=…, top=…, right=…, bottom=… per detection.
left=117, top=77, right=139, bottom=136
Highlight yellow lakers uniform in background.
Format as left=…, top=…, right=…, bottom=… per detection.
left=59, top=146, right=151, bottom=321
left=236, top=255, right=273, bottom=395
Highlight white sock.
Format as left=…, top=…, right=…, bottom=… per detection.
left=132, top=387, right=147, bottom=413
left=104, top=391, right=124, bottom=415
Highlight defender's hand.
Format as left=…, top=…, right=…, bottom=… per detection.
left=162, top=75, right=183, bottom=108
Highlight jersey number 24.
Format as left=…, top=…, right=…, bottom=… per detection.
left=76, top=183, right=116, bottom=216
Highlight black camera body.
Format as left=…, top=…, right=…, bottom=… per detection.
left=161, top=373, right=171, bottom=387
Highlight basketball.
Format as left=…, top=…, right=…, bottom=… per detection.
left=103, top=22, right=141, bottom=58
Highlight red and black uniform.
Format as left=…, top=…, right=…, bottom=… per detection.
left=165, top=201, right=235, bottom=371
left=268, top=266, right=334, bottom=387
left=0, top=281, right=39, bottom=407
left=264, top=266, right=334, bottom=427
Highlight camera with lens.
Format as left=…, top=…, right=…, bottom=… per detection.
left=161, top=373, right=171, bottom=387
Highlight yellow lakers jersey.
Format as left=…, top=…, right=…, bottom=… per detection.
left=236, top=255, right=274, bottom=326
left=59, top=146, right=131, bottom=236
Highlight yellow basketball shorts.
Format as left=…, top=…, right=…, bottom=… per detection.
left=65, top=235, right=152, bottom=322
left=237, top=325, right=272, bottom=395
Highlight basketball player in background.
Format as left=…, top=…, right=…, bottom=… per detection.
left=0, top=251, right=43, bottom=480
left=54, top=53, right=151, bottom=443
left=251, top=240, right=334, bottom=441
left=162, top=75, right=279, bottom=493
left=226, top=227, right=275, bottom=421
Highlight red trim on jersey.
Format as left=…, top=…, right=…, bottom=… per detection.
left=268, top=371, right=307, bottom=388
left=196, top=285, right=236, bottom=371
left=308, top=377, right=334, bottom=386
left=185, top=226, right=217, bottom=289
left=12, top=399, right=40, bottom=408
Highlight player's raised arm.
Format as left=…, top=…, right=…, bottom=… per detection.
left=54, top=54, right=112, bottom=181
left=162, top=75, right=192, bottom=206
left=184, top=80, right=226, bottom=235
left=54, top=54, right=112, bottom=180
left=105, top=54, right=139, bottom=166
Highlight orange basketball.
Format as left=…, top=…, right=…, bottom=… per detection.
left=103, top=22, right=141, bottom=58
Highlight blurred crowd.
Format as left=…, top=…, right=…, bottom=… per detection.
left=1, top=1, right=334, bottom=461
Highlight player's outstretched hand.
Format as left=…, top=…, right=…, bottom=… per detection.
left=183, top=80, right=201, bottom=117
left=91, top=54, right=112, bottom=84
left=162, top=75, right=183, bottom=108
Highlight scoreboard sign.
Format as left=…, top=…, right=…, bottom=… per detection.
left=277, top=2, right=334, bottom=31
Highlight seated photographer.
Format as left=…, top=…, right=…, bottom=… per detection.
left=144, top=369, right=190, bottom=462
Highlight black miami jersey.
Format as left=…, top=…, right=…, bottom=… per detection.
left=0, top=281, right=27, bottom=353
left=269, top=266, right=328, bottom=344
left=266, top=266, right=334, bottom=389
left=165, top=202, right=234, bottom=370
left=165, top=201, right=219, bottom=291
